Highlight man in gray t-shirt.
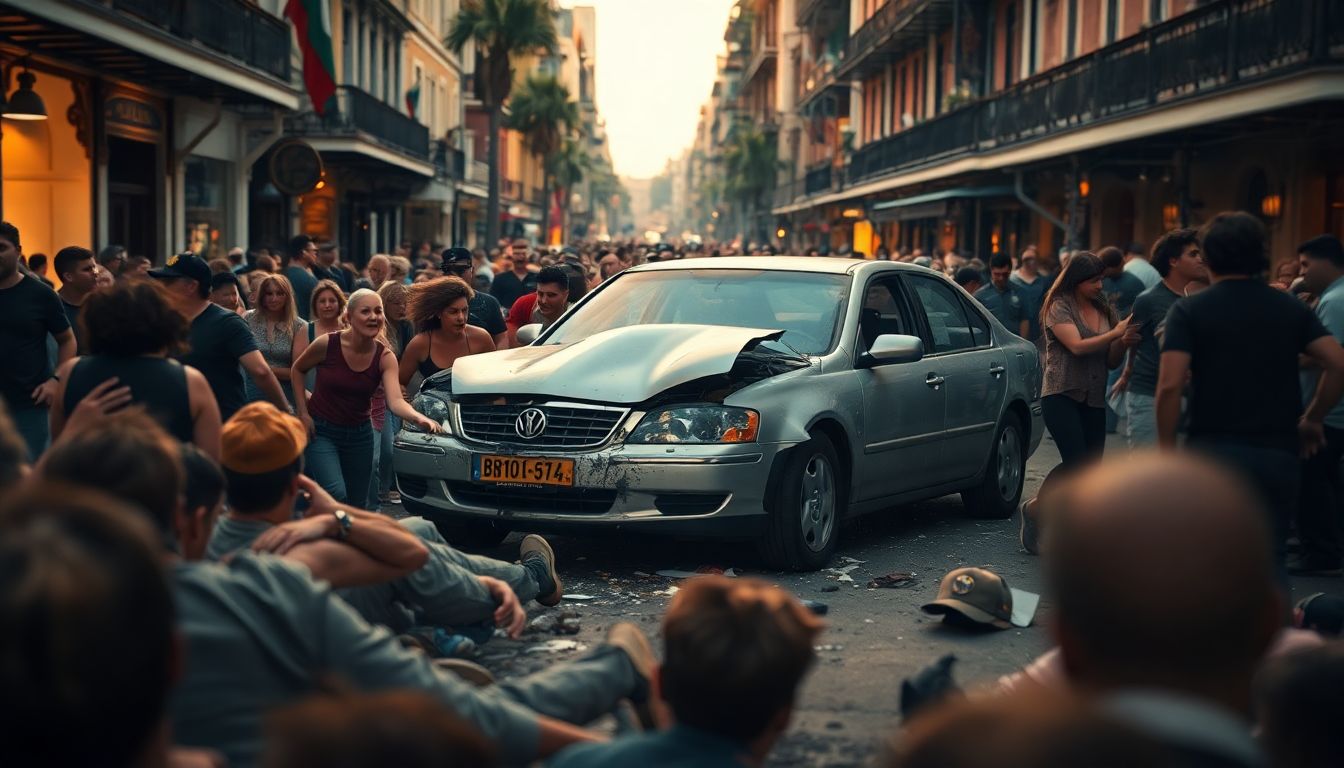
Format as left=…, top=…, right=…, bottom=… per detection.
left=1113, top=229, right=1205, bottom=446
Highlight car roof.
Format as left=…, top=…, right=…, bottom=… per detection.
left=626, top=256, right=933, bottom=276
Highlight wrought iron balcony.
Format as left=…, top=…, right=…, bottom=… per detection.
left=744, top=42, right=778, bottom=87
left=101, top=0, right=291, bottom=80
left=797, top=0, right=846, bottom=27
left=843, top=0, right=1341, bottom=185
left=838, top=0, right=954, bottom=81
left=805, top=163, right=834, bottom=195
left=288, top=86, right=430, bottom=162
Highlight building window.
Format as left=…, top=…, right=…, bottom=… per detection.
left=1003, top=1, right=1017, bottom=87
left=185, top=156, right=230, bottom=262
left=342, top=11, right=353, bottom=84
left=1105, top=0, right=1118, bottom=44
left=1065, top=0, right=1078, bottom=60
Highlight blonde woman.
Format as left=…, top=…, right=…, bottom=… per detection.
left=389, top=255, right=412, bottom=286
left=292, top=289, right=439, bottom=505
left=244, top=273, right=308, bottom=406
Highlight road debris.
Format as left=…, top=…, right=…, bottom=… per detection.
left=801, top=599, right=829, bottom=616
left=562, top=594, right=597, bottom=601
left=823, top=564, right=862, bottom=582
left=525, top=611, right=582, bottom=636
left=525, top=639, right=587, bottom=654
left=820, top=584, right=840, bottom=593
left=868, top=571, right=919, bottom=589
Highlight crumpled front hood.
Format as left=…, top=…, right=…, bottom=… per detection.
left=450, top=324, right=785, bottom=403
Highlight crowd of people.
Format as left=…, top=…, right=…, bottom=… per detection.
left=1, top=215, right=1343, bottom=767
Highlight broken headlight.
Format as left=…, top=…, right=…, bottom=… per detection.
left=627, top=406, right=759, bottom=444
left=406, top=393, right=452, bottom=434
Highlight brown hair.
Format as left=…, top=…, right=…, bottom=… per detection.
left=40, top=409, right=184, bottom=537
left=251, top=273, right=299, bottom=337
left=660, top=576, right=825, bottom=741
left=0, top=483, right=176, bottom=768
left=309, top=278, right=348, bottom=322
left=407, top=276, right=474, bottom=332
left=81, top=279, right=190, bottom=357
left=377, top=280, right=409, bottom=351
left=263, top=690, right=496, bottom=768
left=1039, top=251, right=1115, bottom=332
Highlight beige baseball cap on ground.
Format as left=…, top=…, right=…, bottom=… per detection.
left=921, top=566, right=1039, bottom=629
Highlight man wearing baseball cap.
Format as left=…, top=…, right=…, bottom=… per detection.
left=150, top=251, right=287, bottom=420
left=442, top=247, right=508, bottom=348
left=207, top=402, right=566, bottom=635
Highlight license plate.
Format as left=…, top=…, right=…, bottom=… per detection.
left=472, top=454, right=575, bottom=487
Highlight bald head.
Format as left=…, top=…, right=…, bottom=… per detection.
left=1046, top=453, right=1281, bottom=705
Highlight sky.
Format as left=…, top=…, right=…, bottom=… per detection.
left=563, top=0, right=738, bottom=180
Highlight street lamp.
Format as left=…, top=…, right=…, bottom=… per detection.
left=3, top=61, right=47, bottom=121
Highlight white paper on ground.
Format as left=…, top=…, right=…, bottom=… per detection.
left=1009, top=587, right=1040, bottom=627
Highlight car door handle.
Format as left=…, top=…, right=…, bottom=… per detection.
left=989, top=364, right=1006, bottom=378
left=925, top=373, right=945, bottom=389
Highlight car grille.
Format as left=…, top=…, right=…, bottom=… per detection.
left=447, top=482, right=617, bottom=515
left=456, top=403, right=626, bottom=448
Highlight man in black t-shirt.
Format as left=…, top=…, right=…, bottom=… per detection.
left=1158, top=211, right=1344, bottom=575
left=150, top=252, right=288, bottom=420
left=54, top=246, right=98, bottom=355
left=0, top=222, right=75, bottom=460
left=490, top=240, right=537, bottom=311
left=442, top=247, right=508, bottom=348
left=312, top=241, right=353, bottom=293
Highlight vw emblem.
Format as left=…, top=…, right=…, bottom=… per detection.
left=515, top=408, right=547, bottom=440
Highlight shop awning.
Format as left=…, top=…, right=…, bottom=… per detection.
left=870, top=185, right=1015, bottom=221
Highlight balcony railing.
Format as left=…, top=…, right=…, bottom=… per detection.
left=744, top=43, right=778, bottom=86
left=797, top=0, right=845, bottom=26
left=288, top=86, right=430, bottom=162
left=103, top=0, right=291, bottom=80
left=805, top=163, right=833, bottom=195
left=839, top=0, right=949, bottom=79
left=838, top=0, right=1339, bottom=188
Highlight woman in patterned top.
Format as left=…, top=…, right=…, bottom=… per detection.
left=243, top=273, right=307, bottom=407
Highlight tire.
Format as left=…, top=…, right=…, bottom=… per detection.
left=401, top=497, right=511, bottom=549
left=759, top=433, right=844, bottom=571
left=961, top=416, right=1026, bottom=520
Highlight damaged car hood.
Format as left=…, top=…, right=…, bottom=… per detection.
left=450, top=324, right=788, bottom=403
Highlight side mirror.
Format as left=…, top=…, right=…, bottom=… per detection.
left=515, top=323, right=543, bottom=346
left=858, top=334, right=924, bottom=368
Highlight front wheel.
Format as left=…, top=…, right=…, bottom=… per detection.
left=961, top=416, right=1026, bottom=520
left=759, top=434, right=844, bottom=571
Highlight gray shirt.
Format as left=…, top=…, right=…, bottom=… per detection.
left=284, top=265, right=319, bottom=321
left=169, top=555, right=539, bottom=766
left=973, top=283, right=1026, bottom=333
left=1127, top=282, right=1182, bottom=397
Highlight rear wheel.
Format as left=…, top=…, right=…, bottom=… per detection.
left=759, top=433, right=843, bottom=571
left=961, top=416, right=1025, bottom=520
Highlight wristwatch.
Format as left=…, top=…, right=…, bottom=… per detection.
left=332, top=509, right=352, bottom=541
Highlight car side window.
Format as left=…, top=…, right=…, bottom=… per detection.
left=907, top=276, right=978, bottom=354
left=962, top=297, right=992, bottom=348
left=858, top=278, right=912, bottom=351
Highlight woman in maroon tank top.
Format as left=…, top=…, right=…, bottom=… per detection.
left=291, top=289, right=440, bottom=505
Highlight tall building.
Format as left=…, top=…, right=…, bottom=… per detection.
left=0, top=0, right=299, bottom=262
left=772, top=0, right=1344, bottom=259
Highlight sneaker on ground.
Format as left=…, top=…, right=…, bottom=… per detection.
left=1019, top=498, right=1040, bottom=556
left=606, top=622, right=668, bottom=731
left=520, top=534, right=563, bottom=606
left=434, top=658, right=496, bottom=687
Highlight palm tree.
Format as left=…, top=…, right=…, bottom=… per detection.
left=507, top=73, right=578, bottom=243
left=447, top=0, right=558, bottom=247
left=723, top=127, right=777, bottom=244
left=548, top=136, right=591, bottom=240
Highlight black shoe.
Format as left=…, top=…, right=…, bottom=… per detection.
left=1287, top=555, right=1343, bottom=577
left=1019, top=498, right=1040, bottom=556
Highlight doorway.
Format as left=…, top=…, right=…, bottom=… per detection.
left=107, top=136, right=159, bottom=262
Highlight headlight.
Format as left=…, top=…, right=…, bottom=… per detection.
left=627, top=406, right=759, bottom=444
left=407, top=393, right=452, bottom=433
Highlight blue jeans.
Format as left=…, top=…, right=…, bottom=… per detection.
left=371, top=412, right=400, bottom=501
left=305, top=416, right=375, bottom=507
left=10, top=404, right=49, bottom=462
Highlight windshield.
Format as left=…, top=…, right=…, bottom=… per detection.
left=543, top=269, right=850, bottom=355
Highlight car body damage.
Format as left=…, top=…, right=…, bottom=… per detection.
left=445, top=324, right=800, bottom=404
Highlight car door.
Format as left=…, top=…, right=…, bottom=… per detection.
left=853, top=275, right=947, bottom=501
left=905, top=274, right=1006, bottom=480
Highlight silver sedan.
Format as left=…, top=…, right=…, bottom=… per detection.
left=394, top=257, right=1043, bottom=570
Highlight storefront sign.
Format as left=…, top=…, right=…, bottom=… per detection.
left=269, top=139, right=324, bottom=196
left=104, top=95, right=163, bottom=141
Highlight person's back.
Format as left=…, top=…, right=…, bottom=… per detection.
left=183, top=301, right=259, bottom=420
left=64, top=355, right=193, bottom=443
left=1166, top=279, right=1321, bottom=453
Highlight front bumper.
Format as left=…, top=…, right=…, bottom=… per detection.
left=392, top=430, right=796, bottom=537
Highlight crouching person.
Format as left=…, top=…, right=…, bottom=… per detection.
left=551, top=575, right=825, bottom=767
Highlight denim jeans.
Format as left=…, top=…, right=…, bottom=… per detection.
left=1192, top=439, right=1299, bottom=593
left=1125, top=393, right=1157, bottom=448
left=305, top=416, right=374, bottom=506
left=10, top=404, right=49, bottom=462
left=371, top=412, right=400, bottom=501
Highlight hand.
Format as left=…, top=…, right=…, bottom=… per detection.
left=1299, top=418, right=1327, bottom=459
left=1109, top=373, right=1130, bottom=399
left=62, top=378, right=133, bottom=437
left=31, top=377, right=60, bottom=407
left=411, top=413, right=442, bottom=434
left=1121, top=321, right=1142, bottom=347
left=479, top=575, right=526, bottom=639
left=1110, top=314, right=1133, bottom=340
left=299, top=412, right=315, bottom=437
left=296, top=474, right=342, bottom=518
left=252, top=515, right=336, bottom=555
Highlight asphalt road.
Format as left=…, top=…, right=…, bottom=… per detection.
left=414, top=433, right=1344, bottom=767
